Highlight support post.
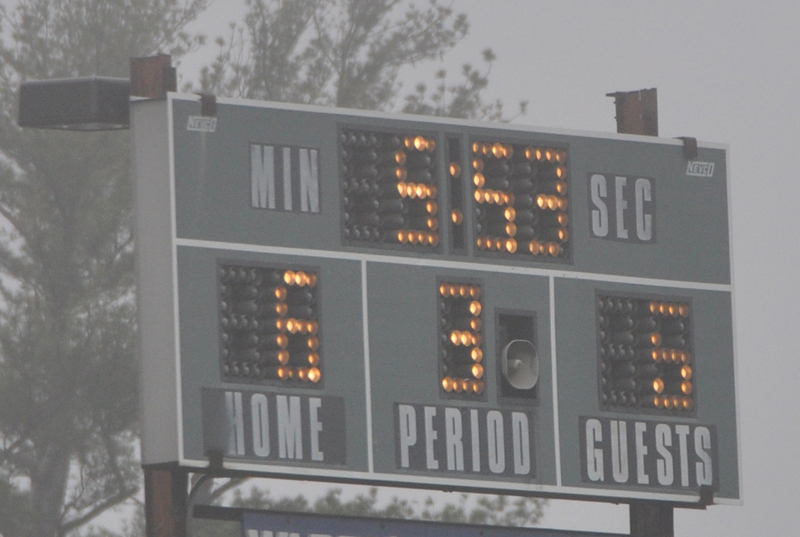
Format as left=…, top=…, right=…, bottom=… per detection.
left=629, top=501, right=673, bottom=537
left=144, top=466, right=188, bottom=537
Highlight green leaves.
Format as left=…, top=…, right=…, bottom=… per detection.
left=191, top=484, right=547, bottom=537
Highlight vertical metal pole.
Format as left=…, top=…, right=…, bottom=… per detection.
left=629, top=501, right=674, bottom=537
left=144, top=466, right=188, bottom=537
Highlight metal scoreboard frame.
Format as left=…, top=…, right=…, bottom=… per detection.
left=133, top=94, right=741, bottom=506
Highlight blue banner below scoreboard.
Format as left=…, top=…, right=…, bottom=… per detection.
left=241, top=510, right=625, bottom=537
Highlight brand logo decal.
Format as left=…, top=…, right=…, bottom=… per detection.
left=186, top=116, right=217, bottom=132
left=686, top=161, right=715, bottom=177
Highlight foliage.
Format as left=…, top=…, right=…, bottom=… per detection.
left=199, top=0, right=468, bottom=109
left=402, top=48, right=528, bottom=121
left=0, top=1, right=208, bottom=536
left=192, top=484, right=546, bottom=537
left=0, top=1, right=529, bottom=536
left=197, top=0, right=518, bottom=119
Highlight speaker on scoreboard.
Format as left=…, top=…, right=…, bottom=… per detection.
left=502, top=339, right=539, bottom=390
left=497, top=312, right=538, bottom=400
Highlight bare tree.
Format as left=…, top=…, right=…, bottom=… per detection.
left=197, top=0, right=522, bottom=118
left=0, top=2, right=531, bottom=536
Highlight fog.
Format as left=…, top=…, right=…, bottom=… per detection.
left=171, top=1, right=800, bottom=535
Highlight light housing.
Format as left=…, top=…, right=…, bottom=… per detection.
left=18, top=77, right=130, bottom=130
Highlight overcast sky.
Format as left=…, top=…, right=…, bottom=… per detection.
left=175, top=1, right=800, bottom=535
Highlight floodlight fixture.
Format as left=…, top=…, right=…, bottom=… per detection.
left=18, top=76, right=130, bottom=131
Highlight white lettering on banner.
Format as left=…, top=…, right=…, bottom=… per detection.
left=308, top=397, right=325, bottom=461
left=582, top=418, right=716, bottom=490
left=248, top=532, right=300, bottom=537
left=655, top=423, right=674, bottom=486
left=205, top=390, right=344, bottom=464
left=470, top=409, right=481, bottom=472
left=586, top=419, right=604, bottom=482
left=424, top=406, right=439, bottom=470
left=251, top=394, right=270, bottom=457
left=635, top=178, right=653, bottom=241
left=250, top=144, right=320, bottom=213
left=675, top=425, right=691, bottom=487
left=277, top=395, right=303, bottom=459
left=394, top=404, right=534, bottom=477
left=589, top=173, right=655, bottom=242
left=487, top=411, right=505, bottom=474
left=299, top=148, right=320, bottom=212
left=634, top=422, right=649, bottom=485
left=695, top=427, right=714, bottom=486
left=445, top=407, right=464, bottom=471
left=309, top=398, right=324, bottom=461
left=251, top=144, right=276, bottom=209
left=282, top=147, right=292, bottom=211
left=610, top=420, right=629, bottom=483
left=590, top=174, right=609, bottom=237
left=614, top=176, right=629, bottom=239
left=398, top=405, right=416, bottom=468
left=512, top=412, right=531, bottom=475
left=226, top=391, right=245, bottom=456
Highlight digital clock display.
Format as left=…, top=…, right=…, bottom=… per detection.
left=471, top=141, right=570, bottom=260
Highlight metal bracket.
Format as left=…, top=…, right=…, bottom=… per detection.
left=130, top=53, right=176, bottom=99
left=677, top=136, right=699, bottom=159
left=606, top=88, right=659, bottom=136
left=199, top=93, right=217, bottom=117
left=698, top=484, right=714, bottom=508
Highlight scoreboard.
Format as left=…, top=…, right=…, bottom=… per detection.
left=133, top=94, right=739, bottom=505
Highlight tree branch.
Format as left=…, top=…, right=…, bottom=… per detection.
left=59, top=486, right=138, bottom=535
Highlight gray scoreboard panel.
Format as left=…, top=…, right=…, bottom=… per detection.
left=132, top=94, right=740, bottom=505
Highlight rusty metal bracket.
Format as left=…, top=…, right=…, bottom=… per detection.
left=606, top=88, right=659, bottom=136
left=698, top=484, right=714, bottom=508
left=199, top=93, right=217, bottom=117
left=130, top=53, right=176, bottom=99
left=144, top=466, right=188, bottom=537
left=677, top=136, right=699, bottom=159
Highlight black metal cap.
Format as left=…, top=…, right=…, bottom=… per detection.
left=18, top=76, right=130, bottom=130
